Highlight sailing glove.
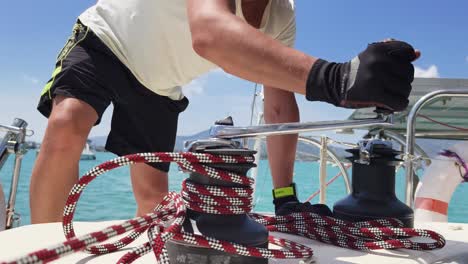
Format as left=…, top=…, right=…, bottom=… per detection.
left=306, top=40, right=417, bottom=112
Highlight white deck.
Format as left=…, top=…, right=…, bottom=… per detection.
left=0, top=221, right=467, bottom=263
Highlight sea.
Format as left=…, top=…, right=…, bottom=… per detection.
left=1, top=151, right=468, bottom=226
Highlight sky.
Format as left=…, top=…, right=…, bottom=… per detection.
left=0, top=0, right=467, bottom=142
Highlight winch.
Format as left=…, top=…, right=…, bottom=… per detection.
left=333, top=139, right=414, bottom=227
left=166, top=118, right=268, bottom=264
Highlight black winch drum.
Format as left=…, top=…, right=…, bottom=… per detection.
left=167, top=143, right=269, bottom=264
left=333, top=140, right=414, bottom=227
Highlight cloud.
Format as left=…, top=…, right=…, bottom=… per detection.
left=465, top=56, right=468, bottom=63
left=21, top=73, right=40, bottom=85
left=182, top=78, right=206, bottom=97
left=182, top=68, right=236, bottom=98
left=414, top=65, right=440, bottom=78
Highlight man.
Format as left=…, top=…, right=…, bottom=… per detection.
left=30, top=0, right=419, bottom=223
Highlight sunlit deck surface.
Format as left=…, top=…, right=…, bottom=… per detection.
left=0, top=220, right=467, bottom=263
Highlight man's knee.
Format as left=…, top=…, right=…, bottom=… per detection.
left=48, top=110, right=87, bottom=135
left=50, top=96, right=97, bottom=132
left=42, top=98, right=97, bottom=153
left=264, top=89, right=299, bottom=124
left=264, top=104, right=299, bottom=123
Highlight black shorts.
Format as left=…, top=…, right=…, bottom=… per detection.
left=38, top=21, right=189, bottom=172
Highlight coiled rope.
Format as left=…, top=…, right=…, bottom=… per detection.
left=2, top=152, right=446, bottom=264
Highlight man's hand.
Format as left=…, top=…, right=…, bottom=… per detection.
left=306, top=40, right=420, bottom=112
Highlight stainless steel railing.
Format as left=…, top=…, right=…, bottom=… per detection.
left=0, top=118, right=30, bottom=229
left=299, top=136, right=352, bottom=203
left=404, top=89, right=468, bottom=207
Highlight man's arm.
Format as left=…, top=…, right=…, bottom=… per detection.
left=187, top=0, right=419, bottom=113
left=187, top=0, right=315, bottom=94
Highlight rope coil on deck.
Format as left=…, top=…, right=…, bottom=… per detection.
left=2, top=152, right=446, bottom=264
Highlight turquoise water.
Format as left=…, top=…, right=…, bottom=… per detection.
left=1, top=151, right=467, bottom=225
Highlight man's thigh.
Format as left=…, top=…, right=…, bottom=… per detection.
left=38, top=21, right=115, bottom=125
left=105, top=79, right=189, bottom=172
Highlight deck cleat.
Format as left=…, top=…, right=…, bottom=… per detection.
left=333, top=139, right=414, bottom=227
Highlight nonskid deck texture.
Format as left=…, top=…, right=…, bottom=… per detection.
left=0, top=221, right=467, bottom=264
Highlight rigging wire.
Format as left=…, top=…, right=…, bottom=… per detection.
left=418, top=114, right=468, bottom=132
left=249, top=83, right=259, bottom=126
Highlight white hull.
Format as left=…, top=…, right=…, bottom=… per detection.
left=0, top=221, right=467, bottom=263
left=80, top=153, right=96, bottom=160
left=36, top=146, right=96, bottom=160
left=80, top=142, right=96, bottom=160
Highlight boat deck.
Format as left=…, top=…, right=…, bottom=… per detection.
left=0, top=221, right=467, bottom=263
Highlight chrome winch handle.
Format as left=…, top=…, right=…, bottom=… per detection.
left=209, top=114, right=393, bottom=139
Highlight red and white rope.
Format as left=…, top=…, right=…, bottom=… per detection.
left=1, top=152, right=445, bottom=264
left=252, top=213, right=445, bottom=251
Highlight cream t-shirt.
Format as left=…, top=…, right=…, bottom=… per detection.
left=79, top=0, right=296, bottom=100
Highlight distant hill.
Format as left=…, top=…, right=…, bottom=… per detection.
left=174, top=130, right=210, bottom=151
left=88, top=130, right=211, bottom=152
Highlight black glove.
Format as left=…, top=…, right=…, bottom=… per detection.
left=306, top=41, right=417, bottom=112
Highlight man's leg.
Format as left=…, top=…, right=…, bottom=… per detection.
left=264, top=87, right=334, bottom=216
left=264, top=86, right=317, bottom=215
left=130, top=164, right=168, bottom=216
left=30, top=96, right=98, bottom=223
left=264, top=86, right=299, bottom=189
